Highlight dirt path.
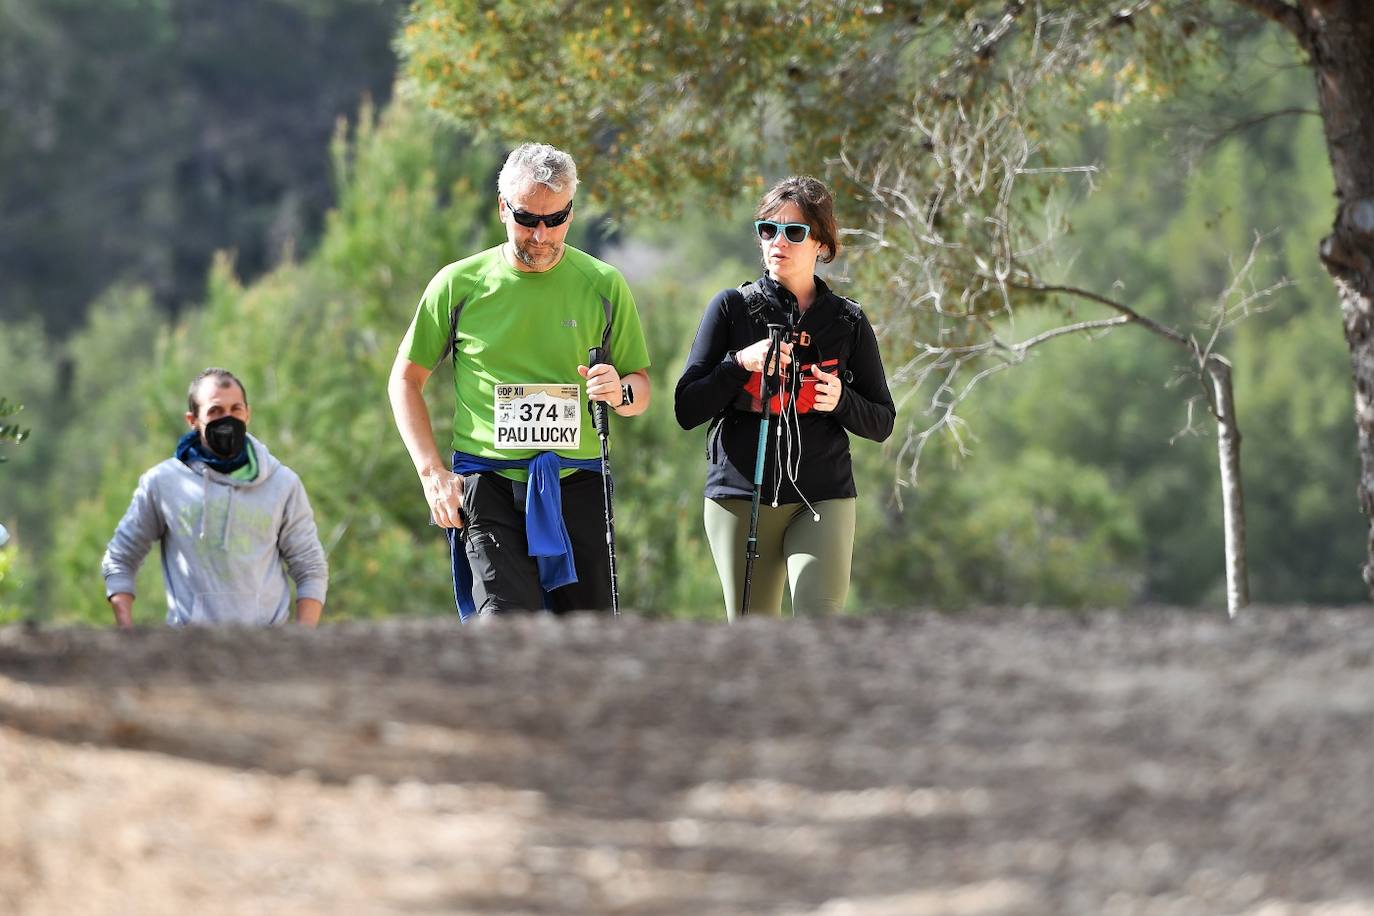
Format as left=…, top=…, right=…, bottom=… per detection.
left=2, top=609, right=1372, bottom=915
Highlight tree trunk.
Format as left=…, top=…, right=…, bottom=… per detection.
left=1205, top=356, right=1249, bottom=616
left=1297, top=2, right=1374, bottom=594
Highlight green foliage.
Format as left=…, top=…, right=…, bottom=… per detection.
left=947, top=315, right=1224, bottom=603
left=400, top=1, right=1219, bottom=215
left=1043, top=27, right=1361, bottom=604
left=0, top=397, right=28, bottom=463
left=320, top=97, right=504, bottom=320
left=0, top=0, right=404, bottom=336
left=853, top=443, right=1144, bottom=610
left=1233, top=307, right=1365, bottom=603
left=399, top=0, right=895, bottom=211
left=47, top=454, right=171, bottom=625
left=902, top=24, right=1362, bottom=607
left=0, top=318, right=58, bottom=590
left=0, top=545, right=30, bottom=624
left=0, top=288, right=168, bottom=616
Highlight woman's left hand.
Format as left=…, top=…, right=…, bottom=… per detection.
left=811, top=364, right=842, bottom=412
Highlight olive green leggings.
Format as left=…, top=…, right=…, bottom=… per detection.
left=704, top=497, right=857, bottom=621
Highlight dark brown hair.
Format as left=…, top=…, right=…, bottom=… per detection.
left=754, top=175, right=839, bottom=263
left=187, top=367, right=248, bottom=415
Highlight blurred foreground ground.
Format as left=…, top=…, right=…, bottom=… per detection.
left=1, top=609, right=1372, bottom=916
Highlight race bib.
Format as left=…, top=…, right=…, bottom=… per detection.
left=493, top=383, right=582, bottom=450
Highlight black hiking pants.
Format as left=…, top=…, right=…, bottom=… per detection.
left=450, top=470, right=612, bottom=616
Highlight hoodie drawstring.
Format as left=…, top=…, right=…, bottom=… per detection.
left=196, top=474, right=236, bottom=548
left=223, top=487, right=234, bottom=548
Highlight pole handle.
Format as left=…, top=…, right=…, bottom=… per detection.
left=763, top=323, right=788, bottom=406
left=587, top=346, right=610, bottom=438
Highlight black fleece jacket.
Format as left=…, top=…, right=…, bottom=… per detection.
left=674, top=275, right=896, bottom=504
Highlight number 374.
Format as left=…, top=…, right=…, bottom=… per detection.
left=518, top=402, right=558, bottom=422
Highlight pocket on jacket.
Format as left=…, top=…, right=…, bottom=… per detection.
left=191, top=591, right=264, bottom=625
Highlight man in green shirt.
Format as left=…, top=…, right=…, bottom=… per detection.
left=388, top=142, right=651, bottom=619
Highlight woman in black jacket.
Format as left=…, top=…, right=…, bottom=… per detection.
left=675, top=176, right=895, bottom=620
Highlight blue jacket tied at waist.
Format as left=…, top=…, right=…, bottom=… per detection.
left=449, top=451, right=602, bottom=620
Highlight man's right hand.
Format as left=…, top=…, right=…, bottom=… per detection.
left=108, top=593, right=135, bottom=628
left=421, top=466, right=466, bottom=528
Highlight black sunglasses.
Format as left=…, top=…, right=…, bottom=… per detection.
left=504, top=197, right=574, bottom=229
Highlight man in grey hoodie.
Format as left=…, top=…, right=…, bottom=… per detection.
left=102, top=368, right=328, bottom=627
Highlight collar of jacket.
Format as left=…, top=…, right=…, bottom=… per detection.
left=744, top=274, right=843, bottom=325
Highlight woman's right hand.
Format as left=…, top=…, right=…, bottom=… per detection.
left=735, top=338, right=793, bottom=375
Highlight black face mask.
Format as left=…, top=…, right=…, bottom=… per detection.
left=202, top=416, right=247, bottom=459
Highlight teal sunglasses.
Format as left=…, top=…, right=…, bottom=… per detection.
left=754, top=220, right=811, bottom=244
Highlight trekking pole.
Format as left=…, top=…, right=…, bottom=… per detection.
left=588, top=347, right=621, bottom=617
left=740, top=324, right=786, bottom=618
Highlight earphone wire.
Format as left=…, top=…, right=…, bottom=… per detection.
left=770, top=306, right=821, bottom=523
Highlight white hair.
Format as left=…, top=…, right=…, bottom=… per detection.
left=498, top=142, right=579, bottom=200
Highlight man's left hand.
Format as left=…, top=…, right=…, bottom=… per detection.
left=578, top=362, right=625, bottom=406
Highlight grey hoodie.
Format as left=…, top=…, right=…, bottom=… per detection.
left=102, top=434, right=328, bottom=626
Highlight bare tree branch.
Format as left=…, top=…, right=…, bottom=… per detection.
left=1012, top=315, right=1132, bottom=348
left=1170, top=395, right=1206, bottom=446
left=1200, top=106, right=1321, bottom=154
left=1009, top=282, right=1191, bottom=346
left=1201, top=231, right=1293, bottom=362
left=887, top=312, right=1130, bottom=495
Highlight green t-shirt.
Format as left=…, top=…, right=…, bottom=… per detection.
left=400, top=245, right=651, bottom=480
